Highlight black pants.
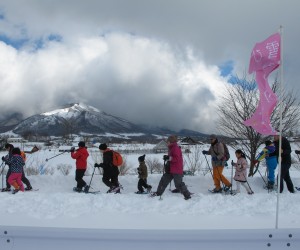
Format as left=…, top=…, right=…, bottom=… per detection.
left=279, top=164, right=294, bottom=193
left=156, top=173, right=190, bottom=198
left=6, top=169, right=31, bottom=189
left=102, top=167, right=119, bottom=188
left=75, top=169, right=86, bottom=189
left=138, top=178, right=151, bottom=192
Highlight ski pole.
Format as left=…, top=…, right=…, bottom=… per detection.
left=204, top=154, right=213, bottom=180
left=1, top=162, right=5, bottom=190
left=86, top=167, right=97, bottom=193
left=230, top=160, right=234, bottom=194
left=256, top=166, right=268, bottom=187
left=45, top=151, right=67, bottom=162
left=242, top=171, right=253, bottom=194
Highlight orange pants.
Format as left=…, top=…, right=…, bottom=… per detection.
left=213, top=166, right=231, bottom=189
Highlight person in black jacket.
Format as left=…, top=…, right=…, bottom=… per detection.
left=273, top=135, right=295, bottom=193
left=94, top=143, right=120, bottom=193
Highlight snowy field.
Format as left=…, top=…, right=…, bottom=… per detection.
left=1, top=143, right=300, bottom=231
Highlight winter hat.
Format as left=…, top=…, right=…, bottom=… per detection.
left=4, top=143, right=14, bottom=149
left=12, top=147, right=21, bottom=155
left=99, top=143, right=107, bottom=150
left=210, top=134, right=217, bottom=140
left=167, top=135, right=177, bottom=143
left=78, top=141, right=85, bottom=148
left=138, top=154, right=146, bottom=162
left=265, top=140, right=272, bottom=146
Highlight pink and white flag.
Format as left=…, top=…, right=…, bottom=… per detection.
left=244, top=32, right=280, bottom=135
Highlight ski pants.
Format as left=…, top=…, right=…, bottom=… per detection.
left=75, top=169, right=86, bottom=189
left=266, top=157, right=277, bottom=183
left=213, top=166, right=231, bottom=190
left=156, top=173, right=190, bottom=198
left=8, top=173, right=24, bottom=191
left=236, top=181, right=251, bottom=193
left=6, top=169, right=31, bottom=189
left=279, top=163, right=294, bottom=193
left=102, top=167, right=119, bottom=188
left=138, top=178, right=151, bottom=192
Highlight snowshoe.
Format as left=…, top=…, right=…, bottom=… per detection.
left=171, top=188, right=180, bottom=193
left=1, top=187, right=11, bottom=192
left=25, top=186, right=32, bottom=191
left=135, top=191, right=148, bottom=194
left=208, top=188, right=222, bottom=194
left=12, top=189, right=20, bottom=194
left=73, top=187, right=82, bottom=193
left=83, top=185, right=90, bottom=193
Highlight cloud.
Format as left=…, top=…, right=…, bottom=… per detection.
left=0, top=0, right=299, bottom=134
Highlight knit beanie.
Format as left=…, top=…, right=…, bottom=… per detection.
left=99, top=143, right=107, bottom=150
left=138, top=154, right=146, bottom=162
left=78, top=141, right=85, bottom=147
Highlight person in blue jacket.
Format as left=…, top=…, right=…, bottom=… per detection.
left=254, top=140, right=277, bottom=189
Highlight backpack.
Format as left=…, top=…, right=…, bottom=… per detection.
left=222, top=143, right=230, bottom=161
left=111, top=150, right=123, bottom=167
left=213, top=142, right=230, bottom=161
left=20, top=151, right=27, bottom=162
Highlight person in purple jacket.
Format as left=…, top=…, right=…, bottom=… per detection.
left=150, top=135, right=192, bottom=200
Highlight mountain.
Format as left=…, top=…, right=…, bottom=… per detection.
left=0, top=112, right=24, bottom=133
left=13, top=103, right=145, bottom=136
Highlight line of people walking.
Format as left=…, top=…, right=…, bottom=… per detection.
left=1, top=134, right=298, bottom=196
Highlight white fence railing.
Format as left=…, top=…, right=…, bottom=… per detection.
left=0, top=226, right=299, bottom=250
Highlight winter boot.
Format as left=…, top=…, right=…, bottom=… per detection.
left=25, top=186, right=33, bottom=191
left=146, top=185, right=152, bottom=193
left=12, top=189, right=20, bottom=194
left=83, top=185, right=90, bottom=193
left=1, top=187, right=11, bottom=192
left=210, top=188, right=222, bottom=193
left=223, top=184, right=232, bottom=192
left=73, top=187, right=82, bottom=193
left=267, top=181, right=274, bottom=190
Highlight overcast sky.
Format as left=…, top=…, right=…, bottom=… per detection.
left=0, top=0, right=299, bottom=133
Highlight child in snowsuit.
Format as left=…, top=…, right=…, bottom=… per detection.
left=3, top=147, right=25, bottom=194
left=254, top=140, right=277, bottom=189
left=71, top=141, right=89, bottom=193
left=95, top=143, right=120, bottom=193
left=136, top=154, right=152, bottom=194
left=1, top=143, right=32, bottom=192
left=233, top=149, right=253, bottom=194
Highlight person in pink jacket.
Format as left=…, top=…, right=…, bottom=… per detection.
left=232, top=149, right=253, bottom=194
left=150, top=135, right=192, bottom=200
left=71, top=141, right=89, bottom=193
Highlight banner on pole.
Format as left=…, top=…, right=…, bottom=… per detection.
left=244, top=33, right=280, bottom=135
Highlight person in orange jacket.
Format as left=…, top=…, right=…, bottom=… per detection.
left=71, top=141, right=89, bottom=193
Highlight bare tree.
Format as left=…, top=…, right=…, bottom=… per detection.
left=217, top=75, right=300, bottom=176
left=146, top=157, right=164, bottom=174
left=183, top=145, right=204, bottom=175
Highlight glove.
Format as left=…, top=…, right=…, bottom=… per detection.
left=252, top=160, right=259, bottom=165
left=70, top=147, right=75, bottom=153
left=202, top=150, right=209, bottom=155
left=163, top=155, right=169, bottom=161
left=1, top=156, right=5, bottom=161
left=295, top=150, right=300, bottom=155
left=94, top=163, right=100, bottom=168
left=212, top=156, right=218, bottom=161
left=231, top=160, right=235, bottom=167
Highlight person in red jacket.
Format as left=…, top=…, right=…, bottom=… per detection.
left=150, top=135, right=192, bottom=200
left=71, top=141, right=89, bottom=193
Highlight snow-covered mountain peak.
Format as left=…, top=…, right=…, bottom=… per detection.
left=42, top=103, right=101, bottom=118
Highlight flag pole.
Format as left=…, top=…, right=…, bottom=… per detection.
left=275, top=25, right=283, bottom=229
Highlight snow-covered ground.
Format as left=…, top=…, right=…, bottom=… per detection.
left=1, top=144, right=300, bottom=231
